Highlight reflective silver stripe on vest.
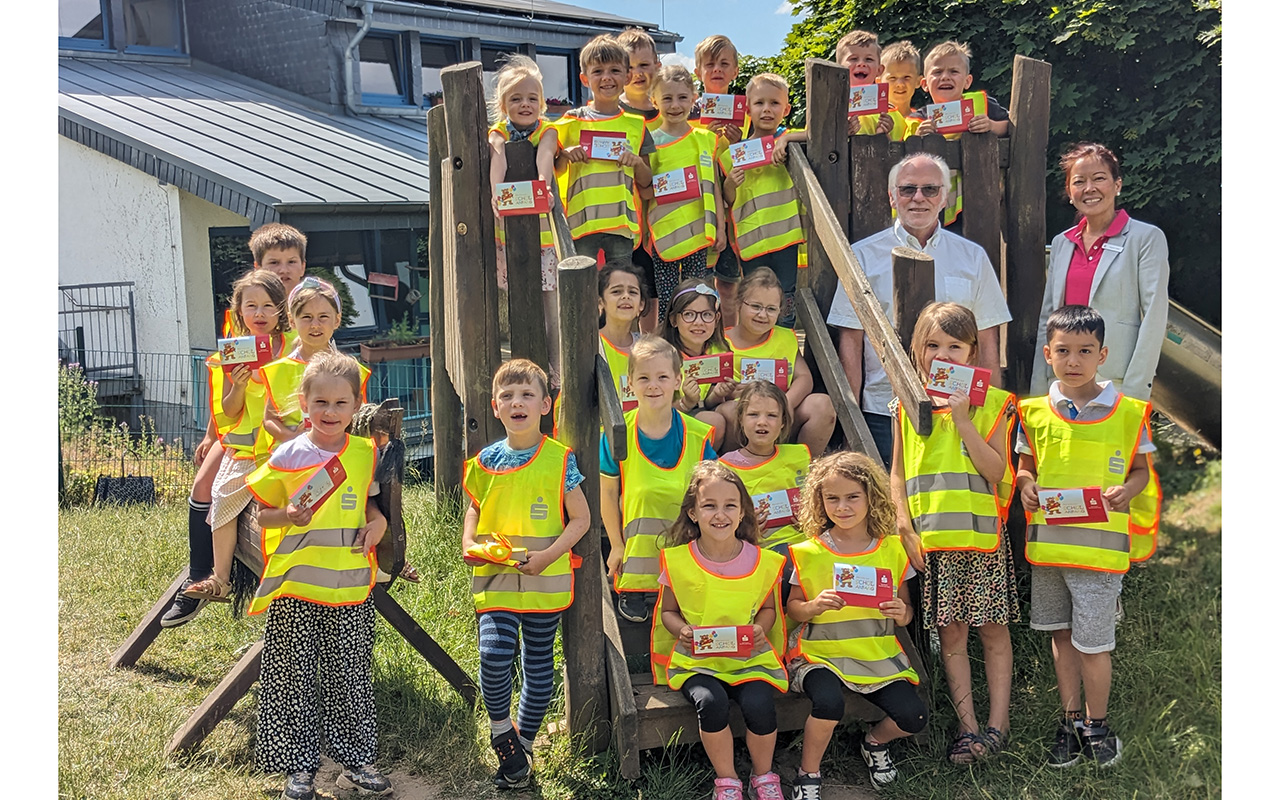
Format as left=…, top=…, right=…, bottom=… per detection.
left=737, top=187, right=797, bottom=220
left=472, top=571, right=573, bottom=595
left=652, top=215, right=715, bottom=255
left=1027, top=525, right=1130, bottom=553
left=820, top=652, right=913, bottom=679
left=569, top=171, right=627, bottom=192
left=914, top=511, right=999, bottom=534
left=255, top=564, right=371, bottom=597
left=619, top=555, right=660, bottom=576
left=624, top=517, right=670, bottom=540
left=905, top=472, right=992, bottom=496
left=806, top=617, right=894, bottom=641
left=736, top=215, right=803, bottom=251
left=272, top=527, right=358, bottom=556
left=568, top=200, right=634, bottom=233
left=223, top=429, right=259, bottom=447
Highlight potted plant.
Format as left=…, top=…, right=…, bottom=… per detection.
left=360, top=314, right=430, bottom=364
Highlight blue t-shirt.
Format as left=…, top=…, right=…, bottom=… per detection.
left=477, top=437, right=585, bottom=493
left=599, top=408, right=717, bottom=477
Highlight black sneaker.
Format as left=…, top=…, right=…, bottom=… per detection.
left=1082, top=723, right=1122, bottom=768
left=281, top=771, right=316, bottom=800
left=860, top=738, right=897, bottom=787
left=790, top=772, right=822, bottom=800
left=1047, top=719, right=1084, bottom=768
left=336, top=764, right=393, bottom=796
left=159, top=581, right=207, bottom=628
left=617, top=593, right=650, bottom=623
left=491, top=728, right=530, bottom=790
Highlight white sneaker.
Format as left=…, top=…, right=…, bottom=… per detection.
left=861, top=738, right=897, bottom=787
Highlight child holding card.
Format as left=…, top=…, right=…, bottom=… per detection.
left=653, top=461, right=787, bottom=800
left=787, top=451, right=926, bottom=792
left=242, top=351, right=391, bottom=800
left=889, top=302, right=1017, bottom=766
left=723, top=267, right=835, bottom=456
left=835, top=30, right=905, bottom=140
left=602, top=336, right=717, bottom=624
left=880, top=40, right=923, bottom=119
left=461, top=358, right=591, bottom=790
left=598, top=261, right=649, bottom=411
left=642, top=64, right=726, bottom=321
left=659, top=279, right=734, bottom=448
left=1015, top=305, right=1160, bottom=769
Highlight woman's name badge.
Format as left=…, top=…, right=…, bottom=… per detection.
left=833, top=563, right=894, bottom=608
left=653, top=167, right=700, bottom=204
left=683, top=352, right=733, bottom=384
left=692, top=625, right=754, bottom=657
left=581, top=130, right=630, bottom=161
left=1039, top=488, right=1109, bottom=525
left=740, top=357, right=789, bottom=389
left=699, top=93, right=747, bottom=125
left=752, top=488, right=801, bottom=527
left=728, top=136, right=775, bottom=170
left=290, top=456, right=348, bottom=514
left=924, top=359, right=990, bottom=405
left=926, top=98, right=975, bottom=135
left=848, top=83, right=889, bottom=117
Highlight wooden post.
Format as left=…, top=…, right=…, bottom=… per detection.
left=441, top=62, right=504, bottom=456
left=802, top=58, right=851, bottom=312
left=960, top=132, right=1003, bottom=280
left=556, top=255, right=609, bottom=752
left=848, top=135, right=892, bottom=243
left=794, top=288, right=880, bottom=461
left=891, top=247, right=935, bottom=353
left=501, top=141, right=551, bottom=372
left=165, top=640, right=264, bottom=756
left=109, top=568, right=188, bottom=669
left=600, top=561, right=640, bottom=779
left=596, top=354, right=627, bottom=461
left=1005, top=55, right=1052, bottom=394
left=427, top=106, right=464, bottom=492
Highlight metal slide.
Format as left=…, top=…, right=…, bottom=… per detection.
left=1151, top=300, right=1221, bottom=450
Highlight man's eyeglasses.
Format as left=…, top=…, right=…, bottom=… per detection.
left=896, top=184, right=943, bottom=198
left=678, top=309, right=718, bottom=324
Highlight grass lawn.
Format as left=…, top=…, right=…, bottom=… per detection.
left=59, top=441, right=1220, bottom=799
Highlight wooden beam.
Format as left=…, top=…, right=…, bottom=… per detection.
left=801, top=58, right=852, bottom=311
left=1004, top=55, right=1053, bottom=394
left=372, top=586, right=478, bottom=707
left=891, top=247, right=935, bottom=353
left=109, top=568, right=188, bottom=669
left=849, top=134, right=892, bottom=243
left=374, top=403, right=407, bottom=581
left=788, top=143, right=932, bottom=436
left=442, top=62, right=504, bottom=456
left=165, top=640, right=263, bottom=756
left=427, top=105, right=464, bottom=492
left=502, top=140, right=551, bottom=372
left=556, top=255, right=609, bottom=752
left=600, top=561, right=640, bottom=779
left=547, top=179, right=577, bottom=264
left=794, top=288, right=880, bottom=461
left=596, top=354, right=627, bottom=461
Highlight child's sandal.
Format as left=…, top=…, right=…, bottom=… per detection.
left=948, top=731, right=981, bottom=765
left=182, top=576, right=231, bottom=603
left=972, top=727, right=1006, bottom=759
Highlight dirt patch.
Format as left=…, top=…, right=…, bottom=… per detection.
left=313, top=758, right=447, bottom=800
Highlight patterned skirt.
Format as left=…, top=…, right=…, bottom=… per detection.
left=920, top=530, right=1022, bottom=628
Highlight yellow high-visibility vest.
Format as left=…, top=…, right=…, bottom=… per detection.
left=1019, top=394, right=1161, bottom=572
left=215, top=334, right=289, bottom=462
left=554, top=112, right=646, bottom=240
left=463, top=436, right=577, bottom=613
left=900, top=388, right=1015, bottom=553
left=490, top=120, right=557, bottom=251
left=729, top=326, right=798, bottom=384
left=599, top=333, right=636, bottom=410
left=245, top=434, right=377, bottom=614
left=717, top=135, right=806, bottom=261
left=615, top=409, right=713, bottom=592
left=720, top=444, right=810, bottom=549
left=260, top=357, right=370, bottom=458
left=652, top=543, right=788, bottom=691
left=851, top=108, right=909, bottom=141
left=646, top=128, right=719, bottom=261
left=788, top=535, right=918, bottom=686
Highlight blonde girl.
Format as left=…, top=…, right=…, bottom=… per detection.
left=786, top=452, right=926, bottom=792
left=182, top=271, right=291, bottom=603
left=652, top=461, right=787, bottom=800
left=658, top=278, right=732, bottom=449
left=641, top=65, right=725, bottom=321
left=722, top=267, right=835, bottom=454
left=891, top=301, right=1017, bottom=765
left=719, top=381, right=810, bottom=556
left=598, top=261, right=649, bottom=411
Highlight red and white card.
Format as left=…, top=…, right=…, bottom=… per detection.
left=1039, top=488, right=1109, bottom=526
left=653, top=166, right=700, bottom=205
left=926, top=97, right=975, bottom=135
left=833, top=563, right=895, bottom=608
left=581, top=130, right=631, bottom=161
left=618, top=373, right=638, bottom=412
left=727, top=136, right=775, bottom=170
left=700, top=93, right=747, bottom=125
left=219, top=335, right=272, bottom=373
left=752, top=487, right=801, bottom=528
left=495, top=180, right=551, bottom=216
left=848, top=83, right=889, bottom=117
left=740, top=357, right=789, bottom=389
left=692, top=625, right=754, bottom=657
left=683, top=352, right=733, bottom=384
left=367, top=270, right=399, bottom=301
left=290, top=455, right=348, bottom=515
left=924, top=359, right=990, bottom=406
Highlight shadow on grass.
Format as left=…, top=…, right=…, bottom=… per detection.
left=133, top=661, right=224, bottom=688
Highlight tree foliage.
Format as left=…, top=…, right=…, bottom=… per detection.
left=753, top=0, right=1222, bottom=323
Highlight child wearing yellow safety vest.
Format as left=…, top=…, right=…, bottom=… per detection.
left=1015, top=305, right=1161, bottom=770
left=598, top=261, right=648, bottom=410
left=890, top=302, right=1017, bottom=766
left=554, top=35, right=654, bottom=264
left=836, top=30, right=910, bottom=141
left=641, top=65, right=726, bottom=321
left=660, top=279, right=734, bottom=450
left=462, top=359, right=590, bottom=790
left=787, top=452, right=926, bottom=792
left=909, top=41, right=1011, bottom=227
left=602, top=335, right=717, bottom=624
left=244, top=351, right=392, bottom=800
left=721, top=73, right=807, bottom=329
left=652, top=461, right=788, bottom=800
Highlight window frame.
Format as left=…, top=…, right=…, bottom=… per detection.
left=359, top=30, right=414, bottom=107
left=121, top=0, right=185, bottom=56
left=58, top=0, right=115, bottom=52
left=535, top=48, right=580, bottom=117
left=420, top=36, right=461, bottom=108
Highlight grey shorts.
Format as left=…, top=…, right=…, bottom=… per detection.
left=1029, top=565, right=1124, bottom=654
left=574, top=232, right=634, bottom=264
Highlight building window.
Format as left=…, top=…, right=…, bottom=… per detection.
left=480, top=44, right=518, bottom=101
left=59, top=0, right=112, bottom=50
left=359, top=32, right=412, bottom=106
left=537, top=51, right=575, bottom=117
left=124, top=0, right=182, bottom=52
left=421, top=38, right=460, bottom=107
left=60, top=0, right=186, bottom=55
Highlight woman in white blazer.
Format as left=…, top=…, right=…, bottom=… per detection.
left=1031, top=143, right=1169, bottom=400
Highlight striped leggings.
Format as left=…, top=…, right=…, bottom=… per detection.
left=478, top=610, right=562, bottom=745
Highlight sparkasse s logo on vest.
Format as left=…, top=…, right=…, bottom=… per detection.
left=530, top=496, right=549, bottom=520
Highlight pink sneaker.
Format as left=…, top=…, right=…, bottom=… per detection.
left=712, top=776, right=744, bottom=800
left=748, top=771, right=784, bottom=800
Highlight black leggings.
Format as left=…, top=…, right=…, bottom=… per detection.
left=802, top=667, right=928, bottom=734
left=680, top=674, right=781, bottom=735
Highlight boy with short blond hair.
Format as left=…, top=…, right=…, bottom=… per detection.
left=880, top=40, right=922, bottom=117
left=835, top=29, right=905, bottom=140
left=617, top=27, right=660, bottom=125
